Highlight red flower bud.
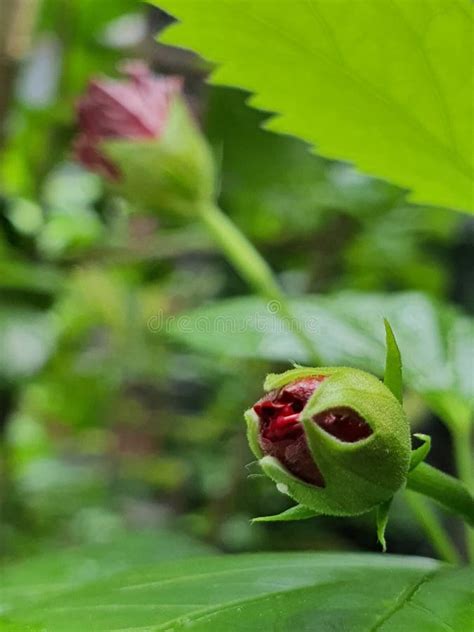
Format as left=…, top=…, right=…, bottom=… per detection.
left=253, top=376, right=372, bottom=487
left=74, top=62, right=182, bottom=179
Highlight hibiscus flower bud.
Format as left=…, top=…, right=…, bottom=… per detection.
left=73, top=61, right=214, bottom=215
left=245, top=366, right=411, bottom=516
left=74, top=61, right=182, bottom=180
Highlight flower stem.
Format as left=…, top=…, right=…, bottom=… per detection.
left=405, top=491, right=460, bottom=564
left=452, top=424, right=474, bottom=561
left=198, top=202, right=320, bottom=363
left=406, top=462, right=474, bottom=528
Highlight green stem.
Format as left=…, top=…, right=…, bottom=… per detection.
left=452, top=424, right=474, bottom=561
left=407, top=462, right=474, bottom=528
left=405, top=491, right=460, bottom=564
left=198, top=201, right=320, bottom=363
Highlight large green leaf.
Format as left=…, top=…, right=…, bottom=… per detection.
left=206, top=87, right=406, bottom=240
left=154, top=0, right=473, bottom=213
left=205, top=88, right=459, bottom=299
left=167, top=291, right=473, bottom=427
left=0, top=530, right=215, bottom=614
left=2, top=549, right=473, bottom=630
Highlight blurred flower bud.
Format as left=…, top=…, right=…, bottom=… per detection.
left=245, top=367, right=411, bottom=516
left=75, top=62, right=181, bottom=178
left=74, top=62, right=215, bottom=215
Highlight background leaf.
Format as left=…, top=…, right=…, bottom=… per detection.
left=3, top=544, right=473, bottom=631
left=155, top=0, right=473, bottom=213
left=167, top=291, right=473, bottom=426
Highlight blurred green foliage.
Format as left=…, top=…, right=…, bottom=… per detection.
left=0, top=0, right=470, bottom=564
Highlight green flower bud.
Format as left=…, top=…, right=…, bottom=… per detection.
left=245, top=365, right=411, bottom=517
left=103, top=97, right=215, bottom=217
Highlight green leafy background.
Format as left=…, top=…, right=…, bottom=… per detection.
left=0, top=0, right=473, bottom=628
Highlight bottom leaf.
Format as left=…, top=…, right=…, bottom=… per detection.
left=2, top=542, right=472, bottom=631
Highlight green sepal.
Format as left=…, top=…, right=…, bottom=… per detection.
left=264, top=366, right=341, bottom=392
left=258, top=455, right=342, bottom=515
left=252, top=504, right=320, bottom=523
left=383, top=319, right=403, bottom=403
left=103, top=97, right=215, bottom=217
left=244, top=409, right=263, bottom=459
left=302, top=417, right=386, bottom=515
left=376, top=499, right=392, bottom=552
left=409, top=433, right=432, bottom=471
left=302, top=368, right=411, bottom=514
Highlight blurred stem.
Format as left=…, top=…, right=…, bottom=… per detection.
left=198, top=202, right=320, bottom=364
left=406, top=462, right=474, bottom=529
left=452, top=423, right=474, bottom=561
left=405, top=491, right=460, bottom=564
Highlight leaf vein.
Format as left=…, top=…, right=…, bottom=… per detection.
left=389, top=0, right=461, bottom=160
left=218, top=2, right=473, bottom=179
left=369, top=569, right=438, bottom=631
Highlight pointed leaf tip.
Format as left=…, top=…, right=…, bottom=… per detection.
left=383, top=319, right=403, bottom=403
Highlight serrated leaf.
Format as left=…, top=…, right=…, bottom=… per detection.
left=383, top=319, right=403, bottom=403
left=205, top=87, right=407, bottom=241
left=252, top=504, right=320, bottom=523
left=3, top=545, right=474, bottom=631
left=154, top=0, right=473, bottom=213
left=168, top=291, right=473, bottom=428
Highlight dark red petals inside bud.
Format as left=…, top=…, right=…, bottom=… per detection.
left=259, top=433, right=325, bottom=487
left=313, top=407, right=372, bottom=443
left=254, top=377, right=325, bottom=442
left=254, top=377, right=326, bottom=487
left=253, top=377, right=374, bottom=488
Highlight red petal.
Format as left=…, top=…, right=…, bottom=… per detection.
left=75, top=63, right=183, bottom=142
